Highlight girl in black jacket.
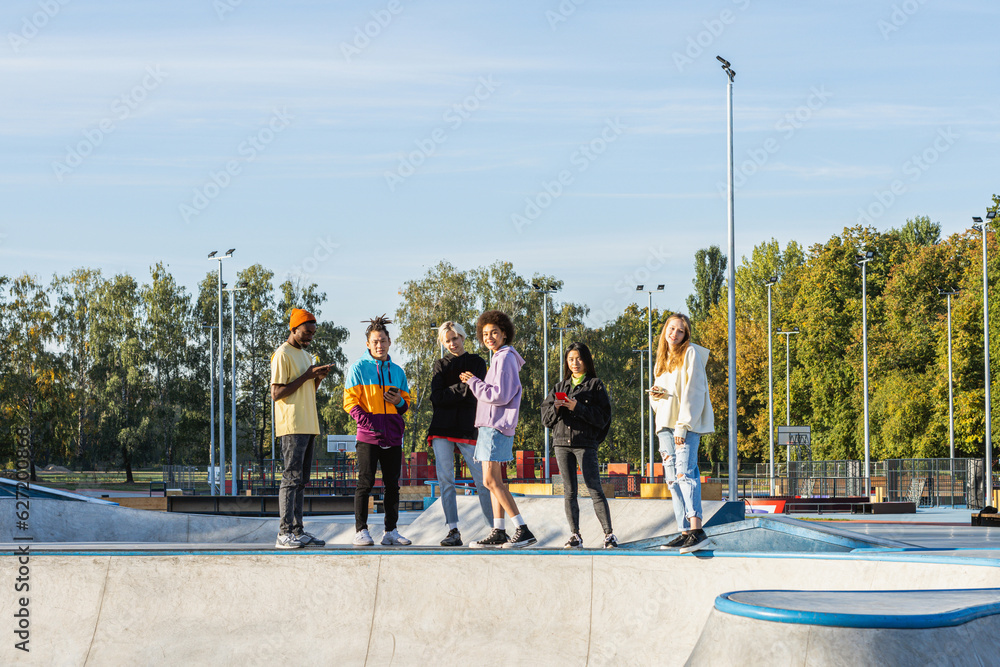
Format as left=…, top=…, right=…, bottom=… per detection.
left=541, top=342, right=616, bottom=548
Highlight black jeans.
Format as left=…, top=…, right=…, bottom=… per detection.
left=279, top=434, right=315, bottom=535
left=355, top=442, right=403, bottom=532
left=555, top=446, right=613, bottom=535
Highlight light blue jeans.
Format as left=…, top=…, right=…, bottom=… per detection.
left=657, top=428, right=702, bottom=532
left=432, top=438, right=493, bottom=528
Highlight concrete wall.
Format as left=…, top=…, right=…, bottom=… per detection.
left=3, top=550, right=999, bottom=666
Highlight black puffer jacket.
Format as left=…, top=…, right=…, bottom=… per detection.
left=427, top=352, right=488, bottom=441
left=540, top=376, right=612, bottom=449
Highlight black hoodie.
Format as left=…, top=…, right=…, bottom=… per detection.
left=540, top=375, right=612, bottom=449
left=427, top=352, right=488, bottom=441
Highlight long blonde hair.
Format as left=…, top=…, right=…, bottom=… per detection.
left=654, top=314, right=692, bottom=376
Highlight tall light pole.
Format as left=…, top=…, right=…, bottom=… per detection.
left=223, top=281, right=247, bottom=496
left=973, top=212, right=995, bottom=505
left=208, top=249, right=233, bottom=493
left=554, top=326, right=571, bottom=381
left=776, top=326, right=799, bottom=477
left=632, top=348, right=648, bottom=478
left=533, top=281, right=560, bottom=480
left=856, top=250, right=876, bottom=496
left=203, top=324, right=218, bottom=495
left=637, top=284, right=664, bottom=472
left=764, top=276, right=778, bottom=496
left=717, top=55, right=738, bottom=501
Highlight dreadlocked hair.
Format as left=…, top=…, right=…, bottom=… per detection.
left=363, top=314, right=393, bottom=340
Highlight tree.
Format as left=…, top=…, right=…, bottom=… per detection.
left=687, top=245, right=726, bottom=323
left=898, top=215, right=941, bottom=247
left=89, top=274, right=151, bottom=482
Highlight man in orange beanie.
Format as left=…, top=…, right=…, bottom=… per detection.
left=271, top=308, right=331, bottom=549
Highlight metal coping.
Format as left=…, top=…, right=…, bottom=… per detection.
left=714, top=588, right=1000, bottom=629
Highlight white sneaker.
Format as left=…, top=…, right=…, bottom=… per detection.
left=381, top=529, right=412, bottom=546
left=353, top=529, right=374, bottom=546
left=275, top=533, right=303, bottom=549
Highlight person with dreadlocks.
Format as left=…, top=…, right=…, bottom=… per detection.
left=345, top=315, right=413, bottom=547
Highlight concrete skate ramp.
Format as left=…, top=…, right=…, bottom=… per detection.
left=0, top=496, right=743, bottom=546
left=4, top=549, right=1000, bottom=666
left=687, top=588, right=1000, bottom=666
left=406, top=496, right=744, bottom=547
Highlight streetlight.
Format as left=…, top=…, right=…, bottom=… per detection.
left=554, top=326, right=571, bottom=381
left=202, top=323, right=218, bottom=495
left=223, top=280, right=247, bottom=496
left=776, top=326, right=800, bottom=478
left=718, top=54, right=738, bottom=501
left=938, top=286, right=960, bottom=506
left=973, top=212, right=995, bottom=505
left=856, top=250, right=876, bottom=497
left=637, top=284, right=665, bottom=475
left=764, top=276, right=778, bottom=496
left=208, top=249, right=233, bottom=494
left=533, top=281, right=560, bottom=480
left=632, top=348, right=648, bottom=479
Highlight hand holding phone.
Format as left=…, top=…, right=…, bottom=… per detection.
left=555, top=391, right=568, bottom=401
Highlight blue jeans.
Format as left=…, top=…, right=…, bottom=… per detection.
left=657, top=428, right=702, bottom=531
left=279, top=434, right=314, bottom=535
left=432, top=438, right=492, bottom=527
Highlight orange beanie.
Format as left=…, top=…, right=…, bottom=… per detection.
left=289, top=308, right=316, bottom=331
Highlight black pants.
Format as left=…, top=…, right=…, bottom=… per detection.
left=279, top=434, right=314, bottom=535
left=555, top=446, right=613, bottom=535
left=355, top=442, right=403, bottom=532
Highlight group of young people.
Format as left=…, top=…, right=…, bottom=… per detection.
left=269, top=307, right=715, bottom=554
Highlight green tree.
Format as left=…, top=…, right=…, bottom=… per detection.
left=687, top=245, right=727, bottom=324
left=898, top=215, right=941, bottom=247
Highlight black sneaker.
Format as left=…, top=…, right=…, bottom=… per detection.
left=469, top=528, right=509, bottom=549
left=678, top=530, right=715, bottom=554
left=660, top=532, right=688, bottom=549
left=502, top=525, right=537, bottom=549
left=603, top=533, right=618, bottom=549
left=564, top=532, right=583, bottom=549
left=297, top=531, right=326, bottom=547
left=440, top=528, right=463, bottom=547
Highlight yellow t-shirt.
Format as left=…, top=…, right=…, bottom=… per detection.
left=270, top=342, right=320, bottom=436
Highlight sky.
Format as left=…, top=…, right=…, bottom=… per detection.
left=2, top=0, right=998, bottom=354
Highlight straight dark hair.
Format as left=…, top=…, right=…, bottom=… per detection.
left=562, top=341, right=597, bottom=379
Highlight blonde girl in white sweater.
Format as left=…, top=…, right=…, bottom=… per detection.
left=649, top=314, right=716, bottom=553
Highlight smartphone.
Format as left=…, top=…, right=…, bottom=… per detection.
left=555, top=392, right=568, bottom=401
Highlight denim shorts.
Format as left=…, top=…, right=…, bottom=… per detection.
left=474, top=427, right=514, bottom=463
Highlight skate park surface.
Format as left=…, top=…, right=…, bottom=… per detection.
left=3, top=493, right=1000, bottom=666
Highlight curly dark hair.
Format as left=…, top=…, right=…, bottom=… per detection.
left=476, top=310, right=515, bottom=346
left=363, top=314, right=392, bottom=340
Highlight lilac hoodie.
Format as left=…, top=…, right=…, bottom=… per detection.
left=466, top=345, right=525, bottom=436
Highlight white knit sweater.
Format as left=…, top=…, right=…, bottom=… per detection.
left=649, top=343, right=715, bottom=440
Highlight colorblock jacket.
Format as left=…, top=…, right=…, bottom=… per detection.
left=343, top=353, right=410, bottom=447
left=466, top=345, right=525, bottom=437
